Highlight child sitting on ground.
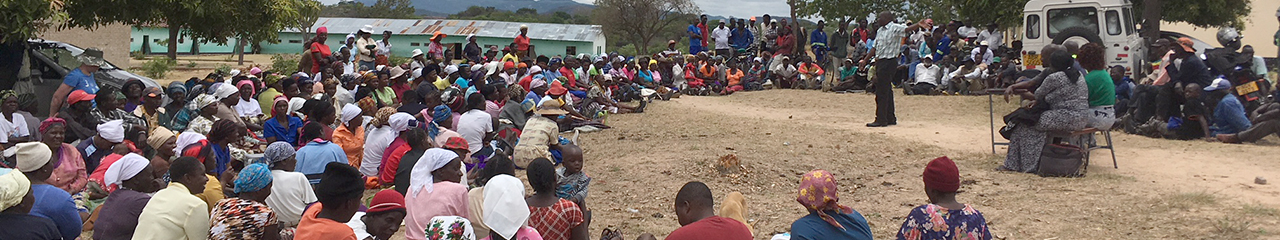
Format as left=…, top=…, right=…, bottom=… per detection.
left=556, top=145, right=591, bottom=220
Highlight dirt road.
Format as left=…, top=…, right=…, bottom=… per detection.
left=579, top=90, right=1279, bottom=239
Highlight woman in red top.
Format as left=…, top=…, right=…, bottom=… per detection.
left=310, top=27, right=332, bottom=75
left=525, top=158, right=586, bottom=240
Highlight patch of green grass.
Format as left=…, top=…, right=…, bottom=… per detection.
left=1212, top=216, right=1262, bottom=239
left=1089, top=173, right=1136, bottom=182
left=609, top=166, right=621, bottom=172
left=1241, top=204, right=1279, bottom=217
left=1162, top=192, right=1217, bottom=209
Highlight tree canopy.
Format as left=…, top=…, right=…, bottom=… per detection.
left=64, top=0, right=319, bottom=59
left=592, top=0, right=700, bottom=55
left=0, top=0, right=60, bottom=43
left=320, top=0, right=418, bottom=19
left=1134, top=0, right=1251, bottom=30
left=450, top=6, right=589, bottom=24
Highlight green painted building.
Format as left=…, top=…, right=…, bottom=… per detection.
left=131, top=17, right=607, bottom=57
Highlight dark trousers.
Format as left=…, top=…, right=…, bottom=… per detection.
left=1155, top=83, right=1185, bottom=121
left=874, top=58, right=898, bottom=123
left=1238, top=119, right=1280, bottom=142
left=907, top=83, right=936, bottom=95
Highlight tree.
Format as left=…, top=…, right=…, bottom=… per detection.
left=592, top=0, right=700, bottom=55
left=947, top=0, right=1027, bottom=29
left=320, top=0, right=417, bottom=19
left=1, top=0, right=59, bottom=43
left=1134, top=0, right=1251, bottom=41
left=793, top=0, right=899, bottom=25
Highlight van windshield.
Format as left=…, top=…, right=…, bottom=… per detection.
left=1047, top=7, right=1099, bottom=38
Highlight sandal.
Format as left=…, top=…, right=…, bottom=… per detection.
left=600, top=226, right=623, bottom=240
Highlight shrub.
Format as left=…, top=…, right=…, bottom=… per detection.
left=389, top=56, right=411, bottom=67
left=270, top=54, right=300, bottom=73
left=130, top=50, right=146, bottom=60
left=215, top=64, right=232, bottom=75
left=141, top=57, right=177, bottom=79
left=186, top=60, right=198, bottom=68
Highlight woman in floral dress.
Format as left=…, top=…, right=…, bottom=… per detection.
left=210, top=163, right=279, bottom=240
left=896, top=157, right=991, bottom=240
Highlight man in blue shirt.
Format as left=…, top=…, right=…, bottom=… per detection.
left=810, top=20, right=829, bottom=64
left=687, top=17, right=704, bottom=54
left=49, top=47, right=105, bottom=115
left=731, top=19, right=754, bottom=53
left=1206, top=79, right=1251, bottom=136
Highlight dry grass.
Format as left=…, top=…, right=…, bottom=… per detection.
left=1161, top=192, right=1219, bottom=210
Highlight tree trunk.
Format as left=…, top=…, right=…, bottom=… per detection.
left=1141, top=0, right=1162, bottom=44
left=167, top=25, right=180, bottom=60
left=639, top=38, right=651, bottom=56
left=236, top=37, right=245, bottom=65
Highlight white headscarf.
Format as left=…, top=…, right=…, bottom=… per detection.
left=7, top=142, right=51, bottom=172
left=97, top=120, right=126, bottom=143
left=388, top=113, right=415, bottom=132
left=173, top=132, right=207, bottom=154
left=444, top=65, right=459, bottom=75
left=104, top=153, right=149, bottom=187
left=408, top=148, right=458, bottom=195
left=340, top=103, right=362, bottom=124
left=213, top=83, right=238, bottom=100
left=483, top=174, right=530, bottom=240
left=0, top=168, right=30, bottom=211
left=288, top=97, right=307, bottom=117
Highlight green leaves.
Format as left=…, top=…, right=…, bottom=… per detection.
left=1134, top=0, right=1252, bottom=29
left=319, top=0, right=417, bottom=19
left=1, top=0, right=56, bottom=43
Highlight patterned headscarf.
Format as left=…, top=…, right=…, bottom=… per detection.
left=797, top=169, right=854, bottom=230
left=426, top=105, right=451, bottom=139
left=425, top=216, right=476, bottom=240
left=262, top=142, right=296, bottom=168
left=15, top=93, right=36, bottom=111
left=189, top=94, right=217, bottom=111
left=0, top=90, right=16, bottom=100
left=181, top=139, right=211, bottom=163
left=39, top=117, right=66, bottom=133
left=233, top=163, right=272, bottom=193
left=357, top=97, right=378, bottom=118
left=373, top=107, right=396, bottom=127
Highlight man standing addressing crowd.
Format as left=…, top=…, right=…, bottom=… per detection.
left=864, top=11, right=930, bottom=127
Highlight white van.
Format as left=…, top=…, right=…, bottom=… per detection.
left=1021, top=0, right=1145, bottom=73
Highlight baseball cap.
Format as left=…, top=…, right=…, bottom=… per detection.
left=1176, top=37, right=1196, bottom=52
left=144, top=87, right=163, bottom=98
left=367, top=189, right=406, bottom=214
left=67, top=90, right=96, bottom=104
left=1204, top=77, right=1232, bottom=91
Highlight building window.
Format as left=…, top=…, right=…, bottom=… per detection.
left=410, top=42, right=421, bottom=46
left=566, top=46, right=576, bottom=55
left=288, top=40, right=301, bottom=43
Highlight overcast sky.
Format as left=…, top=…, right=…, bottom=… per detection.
left=317, top=0, right=794, bottom=20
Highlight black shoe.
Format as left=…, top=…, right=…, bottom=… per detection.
left=887, top=121, right=897, bottom=126
left=866, top=122, right=889, bottom=127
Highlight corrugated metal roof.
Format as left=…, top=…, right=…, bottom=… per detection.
left=294, top=17, right=602, bottom=42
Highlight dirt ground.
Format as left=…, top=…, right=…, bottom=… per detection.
left=576, top=90, right=1280, bottom=239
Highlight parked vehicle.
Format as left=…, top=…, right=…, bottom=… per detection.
left=5, top=39, right=160, bottom=117
left=1021, top=0, right=1144, bottom=74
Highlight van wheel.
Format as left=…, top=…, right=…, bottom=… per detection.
left=1052, top=27, right=1103, bottom=45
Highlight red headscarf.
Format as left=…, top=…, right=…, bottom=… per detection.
left=923, top=156, right=960, bottom=192
left=182, top=140, right=211, bottom=163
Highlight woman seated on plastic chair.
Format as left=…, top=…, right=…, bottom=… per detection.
left=998, top=50, right=1090, bottom=173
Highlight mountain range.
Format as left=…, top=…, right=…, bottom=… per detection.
left=352, top=0, right=595, bottom=17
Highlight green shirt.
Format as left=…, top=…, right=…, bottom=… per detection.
left=1084, top=70, right=1116, bottom=107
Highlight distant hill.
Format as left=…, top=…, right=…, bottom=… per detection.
left=354, top=0, right=594, bottom=17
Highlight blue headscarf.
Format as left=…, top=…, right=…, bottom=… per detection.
left=234, top=163, right=273, bottom=193
left=427, top=105, right=452, bottom=139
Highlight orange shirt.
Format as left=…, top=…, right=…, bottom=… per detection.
left=295, top=203, right=358, bottom=240
left=515, top=35, right=530, bottom=51
left=331, top=124, right=364, bottom=168
left=726, top=69, right=744, bottom=86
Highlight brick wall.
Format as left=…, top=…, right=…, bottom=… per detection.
left=38, top=24, right=132, bottom=68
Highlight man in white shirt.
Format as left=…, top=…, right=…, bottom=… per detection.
left=971, top=41, right=994, bottom=65
left=771, top=56, right=798, bottom=88
left=947, top=58, right=987, bottom=95
left=907, top=55, right=942, bottom=95
left=712, top=21, right=733, bottom=58
left=978, top=23, right=1002, bottom=49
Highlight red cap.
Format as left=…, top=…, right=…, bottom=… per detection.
left=548, top=81, right=568, bottom=96
left=367, top=189, right=406, bottom=214
left=923, top=156, right=960, bottom=192
left=316, top=27, right=328, bottom=34
left=443, top=137, right=469, bottom=151
left=503, top=61, right=516, bottom=70
left=67, top=90, right=96, bottom=104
